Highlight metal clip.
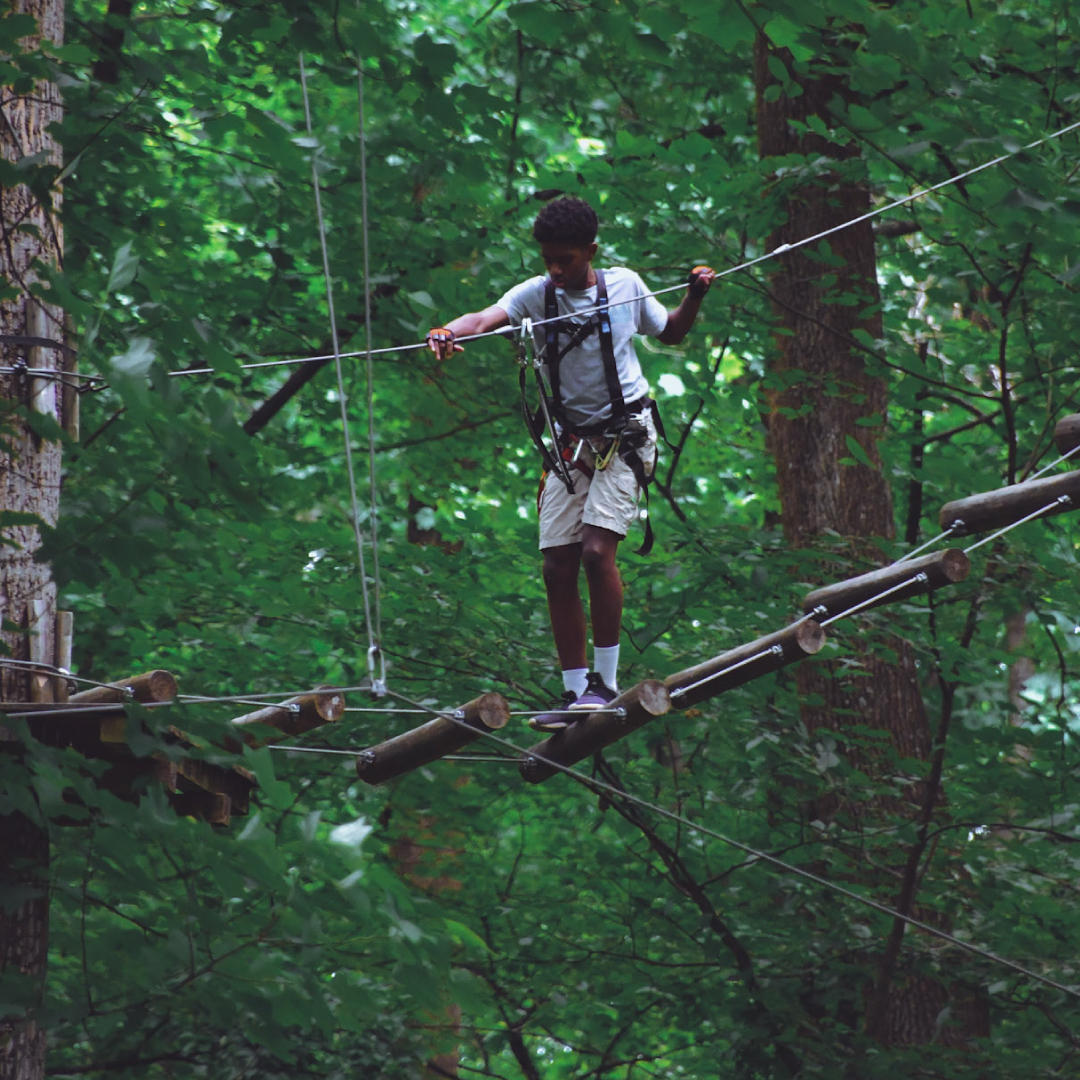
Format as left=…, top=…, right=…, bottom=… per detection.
left=517, top=318, right=532, bottom=368
left=367, top=644, right=387, bottom=698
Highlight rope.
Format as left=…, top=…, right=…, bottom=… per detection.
left=356, top=53, right=383, bottom=649
left=892, top=527, right=956, bottom=563
left=161, top=117, right=1080, bottom=381
left=299, top=54, right=383, bottom=694
left=378, top=689, right=1080, bottom=1002
left=1026, top=439, right=1080, bottom=483
left=0, top=658, right=128, bottom=692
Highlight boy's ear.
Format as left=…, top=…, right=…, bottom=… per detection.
left=587, top=242, right=598, bottom=261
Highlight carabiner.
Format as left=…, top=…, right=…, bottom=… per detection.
left=367, top=644, right=387, bottom=698
left=517, top=318, right=533, bottom=368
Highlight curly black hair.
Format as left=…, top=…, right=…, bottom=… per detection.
left=532, top=196, right=598, bottom=245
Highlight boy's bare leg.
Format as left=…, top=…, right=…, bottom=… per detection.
left=580, top=524, right=622, bottom=648
left=542, top=542, right=588, bottom=670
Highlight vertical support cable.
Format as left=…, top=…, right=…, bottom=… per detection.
left=299, top=54, right=383, bottom=692
left=356, top=50, right=382, bottom=648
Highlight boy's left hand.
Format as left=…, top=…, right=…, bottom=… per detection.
left=687, top=266, right=716, bottom=299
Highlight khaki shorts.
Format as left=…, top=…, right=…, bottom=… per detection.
left=537, top=410, right=657, bottom=550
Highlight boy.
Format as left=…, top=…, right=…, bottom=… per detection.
left=427, top=196, right=714, bottom=730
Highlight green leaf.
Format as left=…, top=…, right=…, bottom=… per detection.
left=844, top=434, right=873, bottom=467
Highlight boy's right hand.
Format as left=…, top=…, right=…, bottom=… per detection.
left=426, top=326, right=460, bottom=361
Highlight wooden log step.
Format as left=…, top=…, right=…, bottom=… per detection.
left=230, top=687, right=346, bottom=746
left=939, top=469, right=1080, bottom=536
left=69, top=669, right=178, bottom=705
left=802, top=549, right=969, bottom=621
left=1053, top=413, right=1080, bottom=457
left=519, top=679, right=670, bottom=785
left=663, top=620, right=826, bottom=711
left=356, top=693, right=510, bottom=785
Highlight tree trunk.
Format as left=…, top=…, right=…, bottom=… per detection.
left=1, top=2, right=65, bottom=1077
left=754, top=33, right=987, bottom=1051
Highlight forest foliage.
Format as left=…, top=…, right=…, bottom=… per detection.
left=4, top=0, right=1080, bottom=1076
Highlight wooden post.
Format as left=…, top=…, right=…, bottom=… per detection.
left=230, top=687, right=346, bottom=746
left=802, top=549, right=970, bottom=621
left=54, top=611, right=72, bottom=704
left=27, top=598, right=53, bottom=704
left=1053, top=413, right=1080, bottom=458
left=61, top=313, right=79, bottom=441
left=69, top=669, right=178, bottom=705
left=939, top=470, right=1080, bottom=536
left=356, top=693, right=510, bottom=785
left=664, top=619, right=826, bottom=710
left=519, top=679, right=670, bottom=785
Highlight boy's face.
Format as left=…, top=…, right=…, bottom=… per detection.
left=540, top=241, right=597, bottom=291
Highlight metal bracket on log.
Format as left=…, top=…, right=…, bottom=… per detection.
left=229, top=687, right=346, bottom=748
left=356, top=692, right=510, bottom=785
left=663, top=620, right=826, bottom=712
left=519, top=680, right=671, bottom=785
left=939, top=469, right=1080, bottom=536
left=802, top=549, right=970, bottom=621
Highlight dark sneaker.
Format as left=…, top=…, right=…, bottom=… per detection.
left=568, top=671, right=617, bottom=711
left=528, top=691, right=578, bottom=733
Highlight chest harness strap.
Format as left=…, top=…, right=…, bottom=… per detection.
left=538, top=271, right=662, bottom=556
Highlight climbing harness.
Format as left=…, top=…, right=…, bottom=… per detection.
left=534, top=269, right=666, bottom=554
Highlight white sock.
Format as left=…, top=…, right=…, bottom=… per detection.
left=562, top=667, right=589, bottom=697
left=593, top=645, right=619, bottom=692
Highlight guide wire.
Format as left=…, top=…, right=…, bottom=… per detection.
left=356, top=52, right=383, bottom=646
left=299, top=54, right=383, bottom=693
left=162, top=117, right=1080, bottom=381
left=375, top=689, right=1080, bottom=1002
left=961, top=496, right=1072, bottom=555
left=0, top=658, right=125, bottom=692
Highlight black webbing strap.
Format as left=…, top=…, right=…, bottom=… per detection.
left=543, top=270, right=626, bottom=429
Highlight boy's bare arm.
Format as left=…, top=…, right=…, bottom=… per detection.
left=657, top=266, right=715, bottom=345
left=427, top=305, right=510, bottom=360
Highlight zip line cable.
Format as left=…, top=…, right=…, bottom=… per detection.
left=375, top=685, right=1080, bottom=1003
left=162, top=117, right=1080, bottom=381
left=299, top=54, right=384, bottom=695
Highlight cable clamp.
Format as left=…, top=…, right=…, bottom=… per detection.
left=949, top=518, right=965, bottom=533
left=769, top=644, right=784, bottom=657
left=358, top=749, right=376, bottom=766
left=517, top=318, right=532, bottom=368
left=288, top=702, right=301, bottom=714
left=1057, top=494, right=1071, bottom=507
left=452, top=708, right=466, bottom=721
left=367, top=645, right=387, bottom=698
left=613, top=706, right=627, bottom=717
left=812, top=605, right=828, bottom=619
left=915, top=572, right=929, bottom=584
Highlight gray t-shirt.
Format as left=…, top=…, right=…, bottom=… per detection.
left=497, top=268, right=668, bottom=429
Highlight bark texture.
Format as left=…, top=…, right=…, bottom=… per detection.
left=754, top=34, right=987, bottom=1053
left=1, top=3, right=64, bottom=1078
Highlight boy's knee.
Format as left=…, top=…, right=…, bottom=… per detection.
left=580, top=537, right=617, bottom=577
left=543, top=546, right=580, bottom=589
